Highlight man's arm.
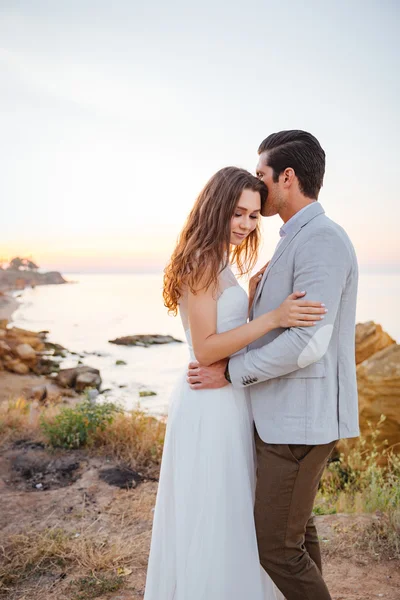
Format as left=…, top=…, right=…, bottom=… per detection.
left=229, top=229, right=351, bottom=387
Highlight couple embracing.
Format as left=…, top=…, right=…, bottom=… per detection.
left=144, top=130, right=359, bottom=600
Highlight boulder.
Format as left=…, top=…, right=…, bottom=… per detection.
left=4, top=357, right=30, bottom=375
left=355, top=321, right=395, bottom=365
left=32, top=357, right=61, bottom=376
left=109, top=334, right=183, bottom=347
left=356, top=343, right=400, bottom=456
left=75, top=371, right=102, bottom=392
left=6, top=327, right=45, bottom=351
left=16, top=343, right=36, bottom=362
left=56, top=366, right=101, bottom=392
left=0, top=340, right=12, bottom=357
left=0, top=319, right=8, bottom=329
left=56, top=367, right=79, bottom=388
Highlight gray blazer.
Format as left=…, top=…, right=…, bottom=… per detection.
left=229, top=203, right=359, bottom=444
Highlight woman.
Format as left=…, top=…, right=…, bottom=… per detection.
left=144, top=167, right=326, bottom=600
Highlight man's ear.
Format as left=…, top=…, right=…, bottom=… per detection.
left=280, top=167, right=295, bottom=188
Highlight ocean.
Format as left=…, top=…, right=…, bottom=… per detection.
left=10, top=272, right=400, bottom=415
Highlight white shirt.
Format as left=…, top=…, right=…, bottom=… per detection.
left=275, top=202, right=317, bottom=251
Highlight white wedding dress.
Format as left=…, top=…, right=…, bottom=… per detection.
left=144, top=266, right=283, bottom=600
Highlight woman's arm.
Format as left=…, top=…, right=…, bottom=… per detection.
left=187, top=284, right=326, bottom=367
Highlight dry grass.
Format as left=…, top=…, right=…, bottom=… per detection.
left=315, top=417, right=400, bottom=561
left=322, top=508, right=400, bottom=562
left=0, top=397, right=166, bottom=478
left=93, top=410, right=166, bottom=478
left=106, top=482, right=158, bottom=528
left=1, top=396, right=399, bottom=599
left=0, top=514, right=152, bottom=597
left=317, top=419, right=400, bottom=512
left=0, top=397, right=54, bottom=446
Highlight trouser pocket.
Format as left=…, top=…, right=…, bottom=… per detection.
left=288, top=443, right=315, bottom=463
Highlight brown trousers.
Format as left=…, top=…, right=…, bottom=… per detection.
left=254, top=430, right=336, bottom=600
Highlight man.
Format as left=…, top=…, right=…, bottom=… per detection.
left=187, top=130, right=359, bottom=600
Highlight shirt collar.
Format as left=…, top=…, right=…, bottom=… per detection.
left=279, top=202, right=317, bottom=238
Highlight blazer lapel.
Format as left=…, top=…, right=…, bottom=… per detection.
left=252, top=203, right=326, bottom=310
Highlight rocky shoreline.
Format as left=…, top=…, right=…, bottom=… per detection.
left=0, top=290, right=183, bottom=409
left=0, top=273, right=399, bottom=457
left=0, top=268, right=67, bottom=292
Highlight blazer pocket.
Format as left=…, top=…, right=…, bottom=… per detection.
left=278, top=361, right=326, bottom=379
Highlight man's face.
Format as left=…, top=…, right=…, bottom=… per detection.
left=256, top=152, right=286, bottom=217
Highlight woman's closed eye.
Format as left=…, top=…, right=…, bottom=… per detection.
left=235, top=213, right=258, bottom=219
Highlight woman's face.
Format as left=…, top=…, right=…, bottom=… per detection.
left=230, top=188, right=261, bottom=246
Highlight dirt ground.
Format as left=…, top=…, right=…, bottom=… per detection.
left=0, top=371, right=50, bottom=405
left=0, top=441, right=399, bottom=600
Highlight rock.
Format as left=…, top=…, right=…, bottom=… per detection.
left=56, top=366, right=101, bottom=392
left=0, top=329, right=6, bottom=338
left=75, top=371, right=102, bottom=392
left=44, top=341, right=67, bottom=357
left=0, top=340, right=12, bottom=357
left=355, top=321, right=395, bottom=365
left=109, top=334, right=183, bottom=347
left=16, top=343, right=36, bottom=362
left=115, top=359, right=127, bottom=365
left=56, top=367, right=79, bottom=388
left=4, top=357, right=30, bottom=375
left=33, top=357, right=61, bottom=375
left=356, top=344, right=400, bottom=458
left=0, top=319, right=8, bottom=329
left=6, top=327, right=45, bottom=351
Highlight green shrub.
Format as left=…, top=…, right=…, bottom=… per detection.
left=41, top=399, right=122, bottom=449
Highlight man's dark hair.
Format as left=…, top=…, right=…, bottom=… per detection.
left=258, top=130, right=325, bottom=199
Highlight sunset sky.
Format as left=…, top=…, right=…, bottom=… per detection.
left=1, top=0, right=399, bottom=273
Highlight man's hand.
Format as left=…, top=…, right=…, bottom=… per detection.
left=187, top=359, right=229, bottom=390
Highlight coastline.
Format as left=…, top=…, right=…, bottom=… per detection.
left=0, top=293, right=48, bottom=405
left=0, top=268, right=67, bottom=325
left=0, top=293, right=18, bottom=322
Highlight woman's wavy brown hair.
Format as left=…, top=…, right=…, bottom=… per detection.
left=163, top=166, right=267, bottom=315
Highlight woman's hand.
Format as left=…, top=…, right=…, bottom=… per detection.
left=249, top=262, right=269, bottom=312
left=273, top=291, right=327, bottom=328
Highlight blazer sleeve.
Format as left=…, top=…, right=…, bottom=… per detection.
left=229, top=229, right=351, bottom=388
